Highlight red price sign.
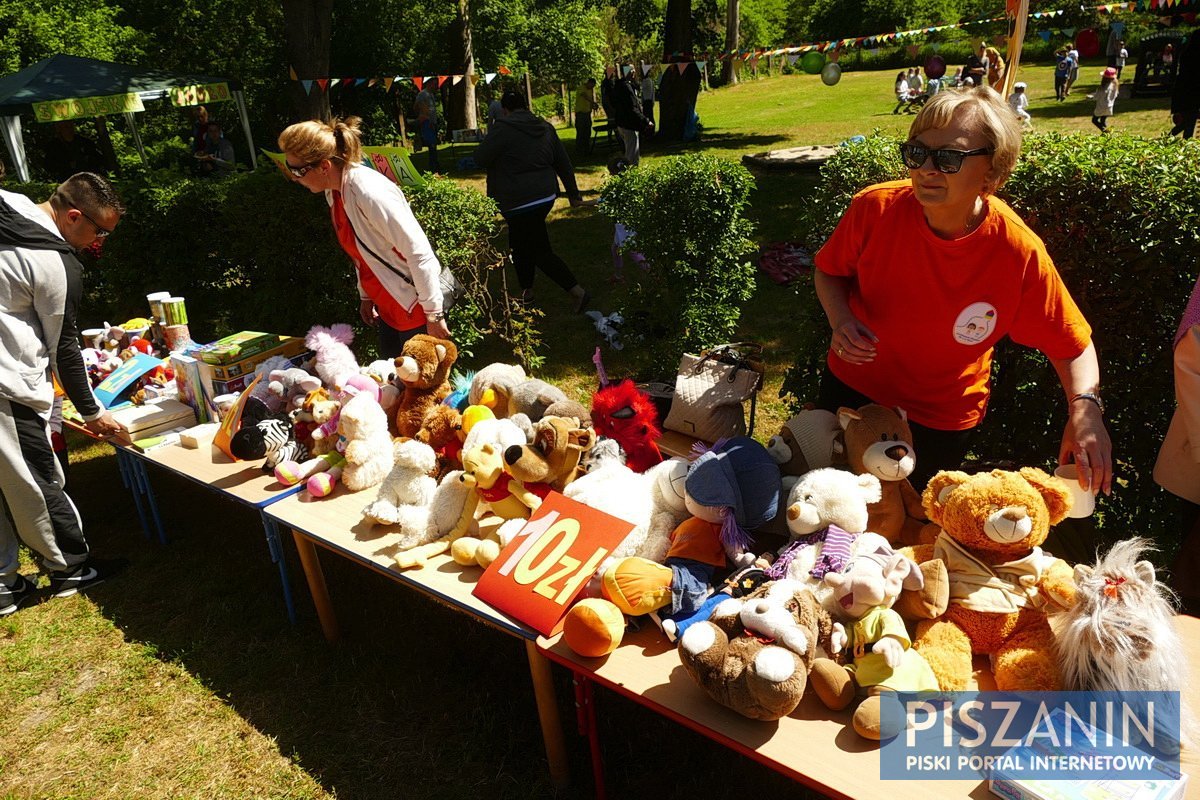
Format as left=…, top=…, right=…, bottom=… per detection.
left=473, top=492, right=635, bottom=636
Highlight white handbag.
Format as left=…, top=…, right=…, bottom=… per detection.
left=663, top=343, right=764, bottom=442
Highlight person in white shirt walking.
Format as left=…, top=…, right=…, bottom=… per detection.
left=1008, top=82, right=1031, bottom=126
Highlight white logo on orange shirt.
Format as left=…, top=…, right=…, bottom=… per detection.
left=953, top=302, right=997, bottom=345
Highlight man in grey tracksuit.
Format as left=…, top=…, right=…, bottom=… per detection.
left=0, top=172, right=123, bottom=614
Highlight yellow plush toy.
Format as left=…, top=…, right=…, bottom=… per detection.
left=908, top=468, right=1077, bottom=691
left=448, top=441, right=550, bottom=568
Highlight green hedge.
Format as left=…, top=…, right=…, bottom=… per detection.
left=600, top=154, right=758, bottom=377
left=784, top=132, right=1200, bottom=548
left=6, top=168, right=542, bottom=367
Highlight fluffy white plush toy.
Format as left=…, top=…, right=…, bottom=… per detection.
left=362, top=439, right=438, bottom=533
left=338, top=393, right=393, bottom=492
left=564, top=456, right=689, bottom=562
left=305, top=323, right=359, bottom=389
left=361, top=359, right=401, bottom=414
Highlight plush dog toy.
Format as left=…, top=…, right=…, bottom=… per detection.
left=503, top=416, right=595, bottom=492
left=839, top=404, right=933, bottom=547
left=392, top=334, right=459, bottom=441
left=909, top=468, right=1076, bottom=691
left=677, top=579, right=837, bottom=720
left=808, top=551, right=939, bottom=740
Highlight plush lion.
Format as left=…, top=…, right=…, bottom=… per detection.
left=392, top=334, right=459, bottom=441
left=909, top=467, right=1077, bottom=691
left=678, top=579, right=837, bottom=721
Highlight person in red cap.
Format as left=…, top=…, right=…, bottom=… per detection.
left=1092, top=67, right=1120, bottom=132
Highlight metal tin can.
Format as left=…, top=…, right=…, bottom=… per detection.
left=146, top=292, right=171, bottom=324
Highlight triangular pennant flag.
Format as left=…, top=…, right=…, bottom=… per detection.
left=383, top=77, right=395, bottom=92
left=368, top=78, right=378, bottom=88
left=330, top=78, right=341, bottom=88
left=907, top=44, right=921, bottom=58
left=498, top=65, right=512, bottom=75
left=316, top=79, right=328, bottom=91
left=469, top=74, right=481, bottom=85
left=413, top=76, right=424, bottom=90
left=1062, top=27, right=1076, bottom=35
left=1038, top=29, right=1052, bottom=41
left=931, top=42, right=942, bottom=52
left=621, top=65, right=633, bottom=77
left=676, top=62, right=689, bottom=74
left=289, top=65, right=298, bottom=81
left=452, top=75, right=463, bottom=85
left=301, top=80, right=313, bottom=94
left=696, top=61, right=706, bottom=72
left=355, top=78, right=368, bottom=87
left=642, top=62, right=652, bottom=76
left=1185, top=11, right=1198, bottom=22
left=343, top=77, right=353, bottom=85
left=787, top=53, right=800, bottom=65
left=484, top=72, right=497, bottom=84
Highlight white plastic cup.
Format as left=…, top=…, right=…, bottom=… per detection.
left=80, top=327, right=105, bottom=349
left=146, top=291, right=171, bottom=323
left=1054, top=464, right=1096, bottom=518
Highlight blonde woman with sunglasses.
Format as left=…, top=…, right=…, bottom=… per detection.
left=811, top=87, right=1112, bottom=497
left=278, top=116, right=449, bottom=356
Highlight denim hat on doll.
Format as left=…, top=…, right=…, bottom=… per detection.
left=686, top=436, right=781, bottom=541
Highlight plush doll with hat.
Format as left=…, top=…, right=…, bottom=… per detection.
left=909, top=468, right=1077, bottom=691
left=808, top=550, right=940, bottom=740
left=839, top=404, right=935, bottom=547
left=601, top=437, right=780, bottom=626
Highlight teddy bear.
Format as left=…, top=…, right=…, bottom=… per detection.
left=305, top=323, right=359, bottom=389
left=338, top=392, right=393, bottom=493
left=677, top=579, right=838, bottom=721
left=391, top=334, right=459, bottom=441
left=362, top=439, right=438, bottom=536
left=765, top=408, right=845, bottom=477
left=303, top=391, right=342, bottom=456
left=839, top=404, right=934, bottom=547
left=908, top=467, right=1077, bottom=692
left=808, top=550, right=940, bottom=740
left=503, top=416, right=595, bottom=492
left=469, top=363, right=527, bottom=418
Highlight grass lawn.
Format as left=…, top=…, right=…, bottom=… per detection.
left=0, top=60, right=1179, bottom=799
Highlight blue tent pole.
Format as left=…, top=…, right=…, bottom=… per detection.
left=0, top=115, right=31, bottom=182
left=123, top=112, right=148, bottom=165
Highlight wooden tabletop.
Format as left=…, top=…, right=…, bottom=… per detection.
left=138, top=443, right=304, bottom=508
left=263, top=484, right=533, bottom=639
left=538, top=617, right=1200, bottom=800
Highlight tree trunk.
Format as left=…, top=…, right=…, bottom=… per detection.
left=448, top=0, right=477, bottom=131
left=282, top=0, right=333, bottom=122
left=659, top=0, right=701, bottom=142
left=721, top=0, right=740, bottom=86
left=525, top=71, right=534, bottom=106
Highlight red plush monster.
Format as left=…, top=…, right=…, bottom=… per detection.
left=590, top=379, right=664, bottom=473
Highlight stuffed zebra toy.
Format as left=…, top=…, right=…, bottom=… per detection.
left=231, top=417, right=309, bottom=473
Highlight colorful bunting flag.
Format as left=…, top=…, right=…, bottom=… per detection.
left=452, top=75, right=462, bottom=85
left=484, top=72, right=497, bottom=84
left=1038, top=29, right=1052, bottom=41
left=412, top=76, right=423, bottom=90
left=289, top=65, right=298, bottom=81
left=641, top=62, right=652, bottom=76
left=696, top=61, right=707, bottom=73
left=676, top=62, right=689, bottom=75
left=383, top=77, right=395, bottom=91
left=498, top=66, right=512, bottom=75
left=317, top=79, right=328, bottom=91
left=330, top=78, right=341, bottom=88
left=301, top=80, right=313, bottom=94
left=621, top=65, right=633, bottom=77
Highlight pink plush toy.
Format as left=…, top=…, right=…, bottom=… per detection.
left=305, top=323, right=359, bottom=389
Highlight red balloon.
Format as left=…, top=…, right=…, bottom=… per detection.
left=1076, top=28, right=1100, bottom=58
left=925, top=55, right=947, bottom=79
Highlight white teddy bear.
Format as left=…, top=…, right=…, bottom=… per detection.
left=362, top=439, right=438, bottom=534
left=338, top=393, right=393, bottom=492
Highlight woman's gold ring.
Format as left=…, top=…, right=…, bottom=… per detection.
left=837, top=346, right=844, bottom=355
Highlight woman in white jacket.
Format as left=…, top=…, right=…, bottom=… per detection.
left=278, top=116, right=449, bottom=356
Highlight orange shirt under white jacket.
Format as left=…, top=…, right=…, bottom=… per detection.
left=326, top=165, right=443, bottom=330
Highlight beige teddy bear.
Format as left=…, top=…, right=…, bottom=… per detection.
left=339, top=393, right=393, bottom=492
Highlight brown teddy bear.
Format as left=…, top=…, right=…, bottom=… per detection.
left=391, top=334, right=459, bottom=441
left=909, top=468, right=1077, bottom=691
left=839, top=404, right=934, bottom=547
left=503, top=416, right=595, bottom=492
left=677, top=579, right=837, bottom=721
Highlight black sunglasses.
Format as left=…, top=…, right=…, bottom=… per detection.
left=77, top=207, right=113, bottom=238
left=899, top=143, right=993, bottom=174
left=285, top=159, right=320, bottom=178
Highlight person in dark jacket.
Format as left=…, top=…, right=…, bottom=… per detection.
left=1170, top=30, right=1200, bottom=139
left=0, top=172, right=124, bottom=614
left=610, top=68, right=652, bottom=166
left=473, top=92, right=589, bottom=310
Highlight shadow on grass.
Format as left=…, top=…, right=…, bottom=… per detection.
left=68, top=448, right=815, bottom=799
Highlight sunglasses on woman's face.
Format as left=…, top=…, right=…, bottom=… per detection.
left=285, top=159, right=319, bottom=178
left=899, top=142, right=993, bottom=174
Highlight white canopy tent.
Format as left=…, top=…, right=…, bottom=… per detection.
left=0, top=54, right=256, bottom=182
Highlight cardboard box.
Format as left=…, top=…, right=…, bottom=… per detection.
left=111, top=399, right=195, bottom=445
left=196, top=331, right=279, bottom=366
left=206, top=336, right=308, bottom=380
left=206, top=351, right=310, bottom=396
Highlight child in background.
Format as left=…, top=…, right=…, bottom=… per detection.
left=893, top=71, right=911, bottom=114
left=1008, top=82, right=1032, bottom=126
left=1054, top=49, right=1074, bottom=101
left=950, top=67, right=964, bottom=88
left=1164, top=43, right=1176, bottom=68
left=909, top=67, right=924, bottom=96
left=1092, top=67, right=1119, bottom=132
left=1116, top=40, right=1129, bottom=79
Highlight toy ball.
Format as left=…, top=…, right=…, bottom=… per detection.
left=563, top=598, right=626, bottom=658
left=801, top=51, right=826, bottom=74
left=925, top=55, right=947, bottom=80
left=820, top=62, right=842, bottom=86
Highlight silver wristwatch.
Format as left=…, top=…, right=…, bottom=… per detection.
left=1069, top=392, right=1104, bottom=415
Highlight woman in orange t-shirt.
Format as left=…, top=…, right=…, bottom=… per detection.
left=813, top=87, right=1112, bottom=495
